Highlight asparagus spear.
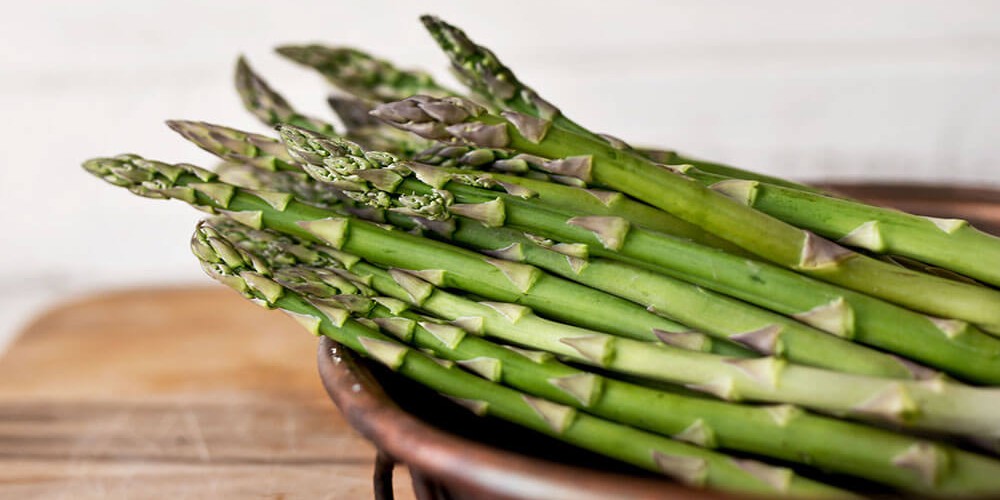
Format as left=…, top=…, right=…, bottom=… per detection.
left=166, top=120, right=298, bottom=172
left=275, top=45, right=457, bottom=102
left=672, top=164, right=1000, bottom=288
left=192, top=221, right=842, bottom=496
left=371, top=95, right=1000, bottom=328
left=82, top=153, right=709, bottom=346
left=208, top=161, right=750, bottom=359
left=415, top=145, right=994, bottom=286
left=276, top=125, right=1000, bottom=383
left=209, top=216, right=1000, bottom=495
left=412, top=144, right=748, bottom=254
left=82, top=154, right=1000, bottom=437
left=234, top=56, right=336, bottom=135
left=428, top=139, right=1000, bottom=290
left=419, top=15, right=826, bottom=195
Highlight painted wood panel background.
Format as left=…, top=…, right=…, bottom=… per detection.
left=1, top=0, right=997, bottom=349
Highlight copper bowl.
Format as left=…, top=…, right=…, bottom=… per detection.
left=317, top=183, right=1000, bottom=500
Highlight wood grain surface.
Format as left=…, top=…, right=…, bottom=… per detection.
left=0, top=286, right=415, bottom=499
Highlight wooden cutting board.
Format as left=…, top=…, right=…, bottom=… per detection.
left=0, top=286, right=416, bottom=499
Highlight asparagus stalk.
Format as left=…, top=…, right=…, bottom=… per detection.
left=276, top=125, right=1000, bottom=383
left=82, top=153, right=1000, bottom=437
left=673, top=164, right=1000, bottom=288
left=82, top=153, right=712, bottom=346
left=419, top=15, right=827, bottom=195
left=191, top=221, right=842, bottom=496
left=275, top=45, right=457, bottom=102
left=415, top=144, right=992, bottom=286
left=209, top=216, right=1000, bottom=495
left=371, top=95, right=1000, bottom=328
left=435, top=139, right=999, bottom=289
left=166, top=120, right=299, bottom=172
left=234, top=56, right=336, bottom=135
left=412, top=144, right=748, bottom=254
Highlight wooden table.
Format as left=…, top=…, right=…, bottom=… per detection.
left=0, top=286, right=415, bottom=499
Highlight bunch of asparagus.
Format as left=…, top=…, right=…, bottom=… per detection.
left=84, top=15, right=1000, bottom=497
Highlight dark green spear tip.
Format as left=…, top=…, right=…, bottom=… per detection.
left=274, top=45, right=373, bottom=80
left=274, top=45, right=313, bottom=65
left=276, top=123, right=363, bottom=162
left=419, top=15, right=519, bottom=101
left=276, top=124, right=370, bottom=188
left=235, top=55, right=294, bottom=115
left=165, top=119, right=295, bottom=171
left=419, top=15, right=559, bottom=119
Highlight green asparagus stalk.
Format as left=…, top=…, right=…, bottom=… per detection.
left=412, top=144, right=748, bottom=254
left=208, top=160, right=750, bottom=359
left=214, top=163, right=344, bottom=210
left=418, top=144, right=990, bottom=290
left=419, top=15, right=827, bottom=195
left=671, top=164, right=1000, bottom=288
left=433, top=140, right=1000, bottom=289
left=209, top=216, right=1000, bottom=495
left=82, top=153, right=711, bottom=346
left=276, top=125, right=1000, bottom=383
left=275, top=45, right=457, bottom=102
left=234, top=56, right=336, bottom=134
left=166, top=120, right=299, bottom=172
left=414, top=144, right=991, bottom=286
left=371, top=95, right=1000, bottom=328
left=191, top=221, right=842, bottom=496
left=82, top=154, right=1000, bottom=437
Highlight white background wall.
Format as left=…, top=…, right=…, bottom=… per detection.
left=1, top=0, right=998, bottom=350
